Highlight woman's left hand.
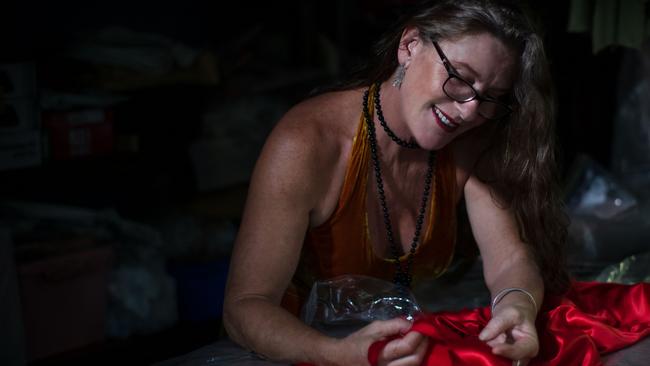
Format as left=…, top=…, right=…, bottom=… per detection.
left=478, top=303, right=539, bottom=365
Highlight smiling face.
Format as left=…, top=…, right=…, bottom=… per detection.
left=394, top=30, right=518, bottom=150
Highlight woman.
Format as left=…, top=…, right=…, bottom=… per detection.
left=223, top=0, right=568, bottom=365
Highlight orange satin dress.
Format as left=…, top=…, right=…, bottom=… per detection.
left=282, top=89, right=458, bottom=316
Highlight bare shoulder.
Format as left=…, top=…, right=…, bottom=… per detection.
left=275, top=89, right=363, bottom=145
left=252, top=88, right=365, bottom=222
left=262, top=89, right=361, bottom=168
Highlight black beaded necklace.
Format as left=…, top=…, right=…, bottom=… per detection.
left=363, top=84, right=437, bottom=288
left=373, top=84, right=420, bottom=149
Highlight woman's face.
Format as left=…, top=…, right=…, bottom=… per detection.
left=397, top=31, right=518, bottom=150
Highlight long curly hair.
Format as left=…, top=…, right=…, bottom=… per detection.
left=333, top=0, right=570, bottom=294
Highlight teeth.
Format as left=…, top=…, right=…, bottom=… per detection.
left=434, top=107, right=454, bottom=127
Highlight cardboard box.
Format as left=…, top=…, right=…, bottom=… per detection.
left=17, top=245, right=113, bottom=361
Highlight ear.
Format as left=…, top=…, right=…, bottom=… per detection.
left=397, top=26, right=423, bottom=67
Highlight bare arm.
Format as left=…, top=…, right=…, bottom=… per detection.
left=222, top=113, right=424, bottom=366
left=464, top=174, right=543, bottom=363
left=223, top=116, right=336, bottom=363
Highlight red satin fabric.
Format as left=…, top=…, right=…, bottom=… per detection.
left=295, top=281, right=650, bottom=366
left=369, top=281, right=650, bottom=366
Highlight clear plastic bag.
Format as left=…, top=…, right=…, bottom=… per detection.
left=564, top=154, right=638, bottom=220
left=301, top=275, right=421, bottom=331
left=610, top=44, right=650, bottom=200
left=595, top=251, right=650, bottom=284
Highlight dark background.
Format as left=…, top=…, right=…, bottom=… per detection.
left=1, top=0, right=645, bottom=365
left=1, top=0, right=630, bottom=206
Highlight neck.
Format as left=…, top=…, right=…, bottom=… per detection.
left=372, top=82, right=420, bottom=164
left=370, top=82, right=427, bottom=172
left=376, top=81, right=415, bottom=144
left=375, top=131, right=423, bottom=169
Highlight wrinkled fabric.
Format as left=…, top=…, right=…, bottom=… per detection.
left=282, top=84, right=458, bottom=316
left=364, top=281, right=650, bottom=366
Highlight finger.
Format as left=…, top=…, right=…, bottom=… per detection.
left=381, top=331, right=425, bottom=360
left=485, top=332, right=507, bottom=348
left=367, top=318, right=413, bottom=339
left=383, top=335, right=428, bottom=366
left=494, top=344, right=538, bottom=361
left=491, top=336, right=538, bottom=360
left=479, top=312, right=519, bottom=341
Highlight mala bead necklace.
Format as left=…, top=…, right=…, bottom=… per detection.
left=373, top=83, right=420, bottom=149
left=363, top=84, right=436, bottom=288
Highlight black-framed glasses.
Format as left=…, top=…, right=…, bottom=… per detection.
left=432, top=41, right=513, bottom=121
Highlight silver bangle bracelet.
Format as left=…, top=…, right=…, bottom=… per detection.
left=491, top=287, right=538, bottom=314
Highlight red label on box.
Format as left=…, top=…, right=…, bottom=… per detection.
left=42, top=109, right=114, bottom=160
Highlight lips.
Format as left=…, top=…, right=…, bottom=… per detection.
left=433, top=106, right=460, bottom=133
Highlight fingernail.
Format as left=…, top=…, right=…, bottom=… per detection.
left=402, top=318, right=413, bottom=331
left=478, top=331, right=486, bottom=340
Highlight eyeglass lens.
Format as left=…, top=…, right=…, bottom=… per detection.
left=443, top=77, right=509, bottom=119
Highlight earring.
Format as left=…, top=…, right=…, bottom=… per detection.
left=392, top=64, right=406, bottom=88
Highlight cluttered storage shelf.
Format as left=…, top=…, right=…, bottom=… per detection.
left=0, top=1, right=349, bottom=363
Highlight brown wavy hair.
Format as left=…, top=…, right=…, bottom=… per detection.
left=329, top=0, right=570, bottom=294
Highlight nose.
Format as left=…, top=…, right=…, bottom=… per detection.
left=455, top=99, right=481, bottom=122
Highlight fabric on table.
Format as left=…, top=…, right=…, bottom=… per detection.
left=364, top=281, right=650, bottom=366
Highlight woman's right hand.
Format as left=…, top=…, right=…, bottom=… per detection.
left=330, top=318, right=428, bottom=366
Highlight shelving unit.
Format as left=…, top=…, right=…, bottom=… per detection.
left=1, top=1, right=359, bottom=364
